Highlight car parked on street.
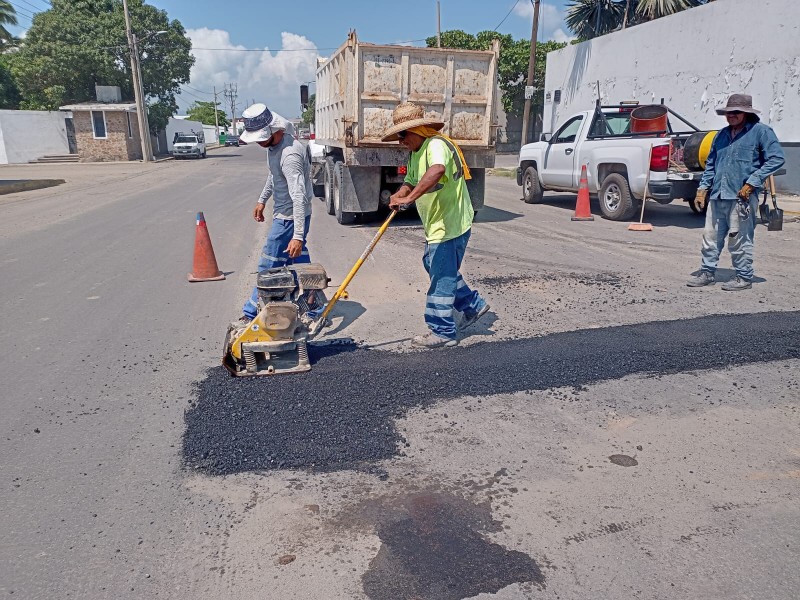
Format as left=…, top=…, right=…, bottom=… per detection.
left=172, top=132, right=206, bottom=159
left=224, top=135, right=240, bottom=147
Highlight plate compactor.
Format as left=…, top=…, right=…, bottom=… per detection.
left=222, top=263, right=329, bottom=376
left=222, top=207, right=401, bottom=377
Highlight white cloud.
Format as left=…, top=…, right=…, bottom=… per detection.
left=513, top=1, right=572, bottom=43
left=181, top=28, right=320, bottom=119
left=551, top=28, right=575, bottom=44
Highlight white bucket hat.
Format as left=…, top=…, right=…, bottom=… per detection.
left=239, top=103, right=292, bottom=144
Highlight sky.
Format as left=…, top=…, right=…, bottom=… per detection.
left=8, top=0, right=573, bottom=119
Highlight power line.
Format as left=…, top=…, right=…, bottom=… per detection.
left=177, top=88, right=210, bottom=102
left=183, top=84, right=213, bottom=95
left=493, top=0, right=522, bottom=31
left=189, top=37, right=431, bottom=54
left=14, top=0, right=48, bottom=13
left=8, top=2, right=38, bottom=20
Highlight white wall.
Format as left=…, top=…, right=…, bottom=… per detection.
left=0, top=110, right=69, bottom=164
left=543, top=0, right=799, bottom=139
left=165, top=117, right=206, bottom=152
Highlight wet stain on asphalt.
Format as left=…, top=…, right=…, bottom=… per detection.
left=609, top=454, right=638, bottom=467
left=183, top=311, right=800, bottom=475
left=353, top=491, right=544, bottom=600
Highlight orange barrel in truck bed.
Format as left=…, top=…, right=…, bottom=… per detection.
left=682, top=130, right=718, bottom=171
left=630, top=104, right=668, bottom=134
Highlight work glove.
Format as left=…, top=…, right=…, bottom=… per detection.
left=737, top=183, right=755, bottom=200
left=694, top=188, right=708, bottom=210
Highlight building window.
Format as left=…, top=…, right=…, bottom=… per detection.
left=91, top=111, right=107, bottom=139
left=126, top=112, right=134, bottom=138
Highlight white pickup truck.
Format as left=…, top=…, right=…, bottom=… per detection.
left=517, top=103, right=710, bottom=220
left=172, top=132, right=207, bottom=160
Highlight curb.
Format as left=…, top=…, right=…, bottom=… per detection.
left=0, top=179, right=66, bottom=195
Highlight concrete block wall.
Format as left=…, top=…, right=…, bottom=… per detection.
left=543, top=0, right=800, bottom=192
left=72, top=110, right=142, bottom=162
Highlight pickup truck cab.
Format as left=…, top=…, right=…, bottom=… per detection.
left=173, top=132, right=207, bottom=159
left=517, top=103, right=708, bottom=220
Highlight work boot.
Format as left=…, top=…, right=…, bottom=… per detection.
left=460, top=303, right=490, bottom=330
left=686, top=271, right=715, bottom=287
left=721, top=276, right=752, bottom=291
left=411, top=332, right=458, bottom=349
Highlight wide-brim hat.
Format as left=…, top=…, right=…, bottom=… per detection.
left=716, top=93, right=760, bottom=115
left=381, top=102, right=445, bottom=142
left=240, top=103, right=291, bottom=144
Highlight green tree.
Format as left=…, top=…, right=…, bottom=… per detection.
left=426, top=30, right=565, bottom=118
left=0, top=0, right=17, bottom=49
left=0, top=57, right=21, bottom=108
left=8, top=0, right=193, bottom=133
left=301, top=94, right=315, bottom=125
left=187, top=100, right=230, bottom=127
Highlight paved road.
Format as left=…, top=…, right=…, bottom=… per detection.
left=1, top=148, right=798, bottom=599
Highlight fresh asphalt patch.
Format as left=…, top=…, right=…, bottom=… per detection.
left=183, top=311, right=800, bottom=476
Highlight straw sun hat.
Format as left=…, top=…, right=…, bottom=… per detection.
left=381, top=102, right=445, bottom=142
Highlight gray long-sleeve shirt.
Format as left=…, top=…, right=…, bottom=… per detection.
left=257, top=132, right=313, bottom=240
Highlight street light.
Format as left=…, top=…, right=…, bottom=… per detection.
left=123, top=0, right=166, bottom=162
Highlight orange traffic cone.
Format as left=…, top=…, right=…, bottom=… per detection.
left=188, top=212, right=225, bottom=282
left=572, top=164, right=594, bottom=221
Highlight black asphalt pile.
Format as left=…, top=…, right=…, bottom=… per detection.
left=183, top=311, right=800, bottom=476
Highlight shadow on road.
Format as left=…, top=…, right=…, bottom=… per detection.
left=526, top=193, right=706, bottom=229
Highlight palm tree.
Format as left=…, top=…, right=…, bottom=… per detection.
left=635, top=0, right=704, bottom=20
left=0, top=0, right=18, bottom=49
left=565, top=0, right=627, bottom=40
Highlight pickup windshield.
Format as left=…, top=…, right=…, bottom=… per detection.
left=176, top=136, right=198, bottom=144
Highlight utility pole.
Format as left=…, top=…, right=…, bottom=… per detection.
left=436, top=0, right=441, bottom=47
left=520, top=0, right=540, bottom=147
left=123, top=0, right=153, bottom=161
left=213, top=86, right=220, bottom=141
left=224, top=83, right=238, bottom=135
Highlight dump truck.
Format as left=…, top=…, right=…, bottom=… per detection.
left=312, top=31, right=500, bottom=224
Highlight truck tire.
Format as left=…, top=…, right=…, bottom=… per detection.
left=599, top=173, right=638, bottom=221
left=323, top=157, right=336, bottom=215
left=688, top=196, right=708, bottom=215
left=522, top=166, right=544, bottom=204
left=333, top=162, right=357, bottom=225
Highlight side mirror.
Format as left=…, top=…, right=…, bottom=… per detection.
left=540, top=133, right=552, bottom=142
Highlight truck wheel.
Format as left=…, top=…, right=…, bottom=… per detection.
left=599, top=173, right=638, bottom=221
left=688, top=196, right=708, bottom=215
left=522, top=166, right=544, bottom=204
left=323, top=157, right=336, bottom=215
left=333, top=162, right=356, bottom=225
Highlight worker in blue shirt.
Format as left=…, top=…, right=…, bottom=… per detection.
left=688, top=94, right=785, bottom=291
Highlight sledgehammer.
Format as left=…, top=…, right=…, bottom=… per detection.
left=308, top=208, right=402, bottom=337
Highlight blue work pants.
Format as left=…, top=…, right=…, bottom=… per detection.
left=422, top=229, right=485, bottom=340
left=700, top=195, right=757, bottom=280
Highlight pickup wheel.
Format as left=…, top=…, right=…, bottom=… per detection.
left=688, top=196, right=708, bottom=215
left=522, top=166, right=544, bottom=204
left=323, top=157, right=336, bottom=215
left=599, top=173, right=638, bottom=221
left=333, top=162, right=357, bottom=225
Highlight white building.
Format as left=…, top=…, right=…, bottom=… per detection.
left=542, top=0, right=799, bottom=192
